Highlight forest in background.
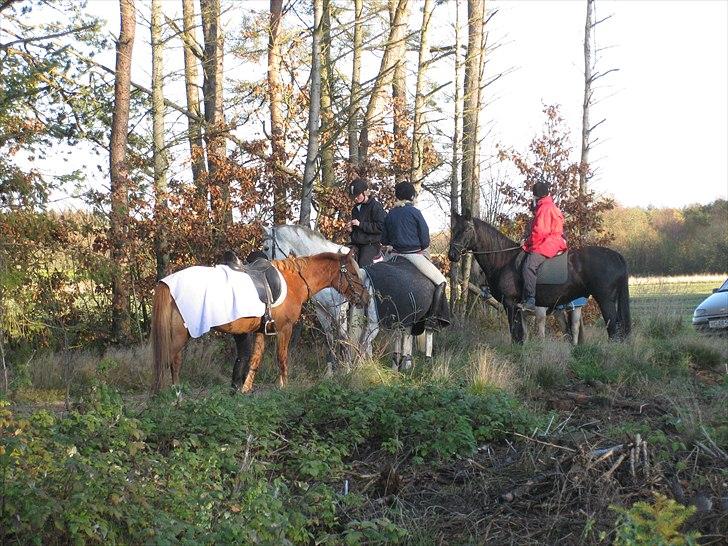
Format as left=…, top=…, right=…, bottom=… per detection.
left=1, top=0, right=726, bottom=366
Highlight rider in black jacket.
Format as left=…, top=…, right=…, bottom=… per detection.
left=347, top=178, right=386, bottom=266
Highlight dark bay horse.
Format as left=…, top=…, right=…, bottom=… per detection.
left=151, top=252, right=369, bottom=393
left=448, top=213, right=630, bottom=342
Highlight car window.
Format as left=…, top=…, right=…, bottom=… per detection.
left=719, top=279, right=728, bottom=292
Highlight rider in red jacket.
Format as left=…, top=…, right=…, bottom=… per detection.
left=520, top=181, right=568, bottom=312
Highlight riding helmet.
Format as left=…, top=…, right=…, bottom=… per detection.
left=394, top=181, right=416, bottom=201
left=532, top=181, right=550, bottom=198
left=349, top=178, right=368, bottom=197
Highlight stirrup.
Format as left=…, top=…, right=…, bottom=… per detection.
left=263, top=318, right=277, bottom=336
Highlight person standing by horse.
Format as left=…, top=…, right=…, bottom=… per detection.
left=381, top=181, right=448, bottom=316
left=346, top=177, right=386, bottom=266
left=520, top=181, right=568, bottom=313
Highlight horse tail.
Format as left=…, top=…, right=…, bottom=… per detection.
left=616, top=271, right=631, bottom=339
left=151, top=282, right=172, bottom=393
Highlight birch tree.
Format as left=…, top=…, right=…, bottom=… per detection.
left=109, top=0, right=135, bottom=341
left=300, top=0, right=323, bottom=226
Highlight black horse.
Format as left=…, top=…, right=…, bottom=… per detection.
left=448, top=213, right=630, bottom=342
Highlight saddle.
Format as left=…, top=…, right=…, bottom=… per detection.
left=516, top=250, right=569, bottom=285
left=221, top=250, right=282, bottom=335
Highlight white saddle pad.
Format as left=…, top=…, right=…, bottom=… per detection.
left=161, top=265, right=287, bottom=338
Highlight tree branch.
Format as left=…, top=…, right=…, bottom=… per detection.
left=0, top=23, right=97, bottom=50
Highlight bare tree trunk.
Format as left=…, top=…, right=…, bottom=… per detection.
left=579, top=0, right=594, bottom=196
left=449, top=0, right=463, bottom=311
left=200, top=0, right=230, bottom=228
left=109, top=0, right=135, bottom=342
left=358, top=0, right=408, bottom=168
left=268, top=0, right=287, bottom=223
left=300, top=0, right=323, bottom=226
left=348, top=0, right=363, bottom=167
left=473, top=0, right=487, bottom=220
left=461, top=0, right=483, bottom=219
left=459, top=0, right=483, bottom=313
left=411, top=0, right=434, bottom=194
left=181, top=0, right=207, bottom=195
left=151, top=0, right=169, bottom=280
left=390, top=0, right=409, bottom=184
left=319, top=0, right=335, bottom=200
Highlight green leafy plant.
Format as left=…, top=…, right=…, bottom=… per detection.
left=611, top=493, right=700, bottom=545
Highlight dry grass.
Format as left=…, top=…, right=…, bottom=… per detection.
left=468, top=346, right=517, bottom=393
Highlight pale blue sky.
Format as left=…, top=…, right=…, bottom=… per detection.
left=36, top=0, right=728, bottom=230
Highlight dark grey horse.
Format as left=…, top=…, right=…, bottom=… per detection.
left=448, top=213, right=630, bottom=343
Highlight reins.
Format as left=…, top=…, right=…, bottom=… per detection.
left=465, top=245, right=521, bottom=255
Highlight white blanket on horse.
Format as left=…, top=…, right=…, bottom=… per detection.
left=161, top=265, right=286, bottom=338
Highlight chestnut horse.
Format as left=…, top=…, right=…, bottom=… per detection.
left=151, top=252, right=369, bottom=393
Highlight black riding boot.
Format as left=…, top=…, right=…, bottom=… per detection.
left=425, top=282, right=450, bottom=329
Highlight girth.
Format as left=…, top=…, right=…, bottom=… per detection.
left=221, top=251, right=282, bottom=335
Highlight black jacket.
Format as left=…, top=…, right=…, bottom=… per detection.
left=381, top=203, right=430, bottom=253
left=351, top=197, right=386, bottom=246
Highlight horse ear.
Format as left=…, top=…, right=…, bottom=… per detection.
left=461, top=206, right=472, bottom=220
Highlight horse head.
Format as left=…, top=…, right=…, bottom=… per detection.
left=448, top=212, right=477, bottom=262
left=334, top=252, right=370, bottom=307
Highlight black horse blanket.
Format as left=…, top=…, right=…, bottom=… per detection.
left=364, top=257, right=451, bottom=335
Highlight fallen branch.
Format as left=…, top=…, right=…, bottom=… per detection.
left=509, top=431, right=576, bottom=453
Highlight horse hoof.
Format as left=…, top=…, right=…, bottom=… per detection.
left=400, top=356, right=413, bottom=371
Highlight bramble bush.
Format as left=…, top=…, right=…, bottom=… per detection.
left=1, top=380, right=537, bottom=544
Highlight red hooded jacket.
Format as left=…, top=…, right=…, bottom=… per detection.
left=522, top=195, right=568, bottom=258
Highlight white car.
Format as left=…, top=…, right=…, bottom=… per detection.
left=692, top=278, right=728, bottom=332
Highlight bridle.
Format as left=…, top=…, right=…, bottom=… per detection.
left=265, top=226, right=289, bottom=260
left=336, top=257, right=367, bottom=306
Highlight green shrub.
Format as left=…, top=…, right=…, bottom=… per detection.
left=1, top=380, right=537, bottom=544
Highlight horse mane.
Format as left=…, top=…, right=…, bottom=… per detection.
left=470, top=217, right=520, bottom=270
left=273, top=224, right=331, bottom=244
left=272, top=252, right=340, bottom=273
left=472, top=217, right=518, bottom=249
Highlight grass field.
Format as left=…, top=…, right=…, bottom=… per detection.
left=629, top=274, right=726, bottom=324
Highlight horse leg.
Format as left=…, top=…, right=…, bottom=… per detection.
left=169, top=308, right=189, bottom=386
left=572, top=309, right=585, bottom=345
left=400, top=333, right=413, bottom=371
left=241, top=333, right=266, bottom=393
left=507, top=304, right=526, bottom=343
left=535, top=307, right=547, bottom=339
left=392, top=331, right=402, bottom=370
left=276, top=323, right=293, bottom=388
left=231, top=333, right=253, bottom=391
left=554, top=310, right=570, bottom=342
left=424, top=330, right=433, bottom=358
left=594, top=294, right=619, bottom=340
